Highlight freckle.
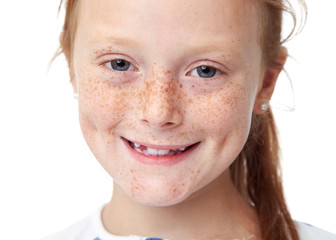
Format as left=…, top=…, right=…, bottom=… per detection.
left=179, top=84, right=182, bottom=88
left=107, top=141, right=110, bottom=145
left=188, top=99, right=193, bottom=104
left=192, top=85, right=195, bottom=88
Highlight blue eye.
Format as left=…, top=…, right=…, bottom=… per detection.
left=106, top=59, right=135, bottom=71
left=190, top=66, right=219, bottom=78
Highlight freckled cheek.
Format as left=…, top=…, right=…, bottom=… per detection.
left=77, top=77, right=133, bottom=128
left=189, top=87, right=252, bottom=137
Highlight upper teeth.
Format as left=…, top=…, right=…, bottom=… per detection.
left=147, top=147, right=170, bottom=156
left=131, top=142, right=188, bottom=157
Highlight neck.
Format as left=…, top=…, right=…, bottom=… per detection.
left=103, top=171, right=259, bottom=240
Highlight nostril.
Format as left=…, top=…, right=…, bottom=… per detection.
left=164, top=122, right=175, bottom=127
left=141, top=119, right=150, bottom=125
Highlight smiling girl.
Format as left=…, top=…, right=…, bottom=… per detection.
left=43, top=0, right=335, bottom=240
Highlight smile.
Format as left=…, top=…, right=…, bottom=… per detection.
left=128, top=141, right=194, bottom=157
left=122, top=137, right=200, bottom=166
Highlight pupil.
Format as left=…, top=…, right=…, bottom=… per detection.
left=201, top=66, right=210, bottom=73
left=197, top=66, right=216, bottom=78
left=116, top=60, right=125, bottom=67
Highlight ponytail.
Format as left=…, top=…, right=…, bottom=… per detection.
left=231, top=109, right=299, bottom=240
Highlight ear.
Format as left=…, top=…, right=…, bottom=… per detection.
left=60, top=32, right=77, bottom=93
left=253, top=47, right=287, bottom=114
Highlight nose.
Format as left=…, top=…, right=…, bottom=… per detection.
left=140, top=72, right=183, bottom=130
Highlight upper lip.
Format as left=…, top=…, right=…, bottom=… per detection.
left=122, top=137, right=199, bottom=150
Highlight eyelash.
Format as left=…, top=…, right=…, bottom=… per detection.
left=103, top=59, right=224, bottom=79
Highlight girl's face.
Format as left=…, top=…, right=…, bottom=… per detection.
left=72, top=0, right=266, bottom=206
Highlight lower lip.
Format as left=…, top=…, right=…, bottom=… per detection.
left=122, top=138, right=200, bottom=166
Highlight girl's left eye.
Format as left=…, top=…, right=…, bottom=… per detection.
left=105, top=59, right=135, bottom=71
left=190, top=66, right=220, bottom=78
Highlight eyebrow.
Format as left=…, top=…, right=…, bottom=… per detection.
left=89, top=36, right=141, bottom=51
left=185, top=44, right=235, bottom=56
left=89, top=35, right=242, bottom=62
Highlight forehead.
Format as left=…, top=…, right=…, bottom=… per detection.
left=75, top=0, right=260, bottom=59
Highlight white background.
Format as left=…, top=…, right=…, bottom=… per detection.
left=0, top=1, right=335, bottom=239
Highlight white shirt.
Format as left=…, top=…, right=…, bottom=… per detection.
left=42, top=206, right=336, bottom=240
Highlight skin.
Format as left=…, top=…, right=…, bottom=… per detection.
left=66, top=0, right=285, bottom=239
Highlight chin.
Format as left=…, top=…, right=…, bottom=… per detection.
left=120, top=181, right=193, bottom=207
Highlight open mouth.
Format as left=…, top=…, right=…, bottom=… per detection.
left=125, top=139, right=198, bottom=157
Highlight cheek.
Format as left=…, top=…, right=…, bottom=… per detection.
left=77, top=75, right=133, bottom=130
left=188, top=82, right=253, bottom=138
left=177, top=83, right=255, bottom=194
left=76, top=74, right=145, bottom=184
